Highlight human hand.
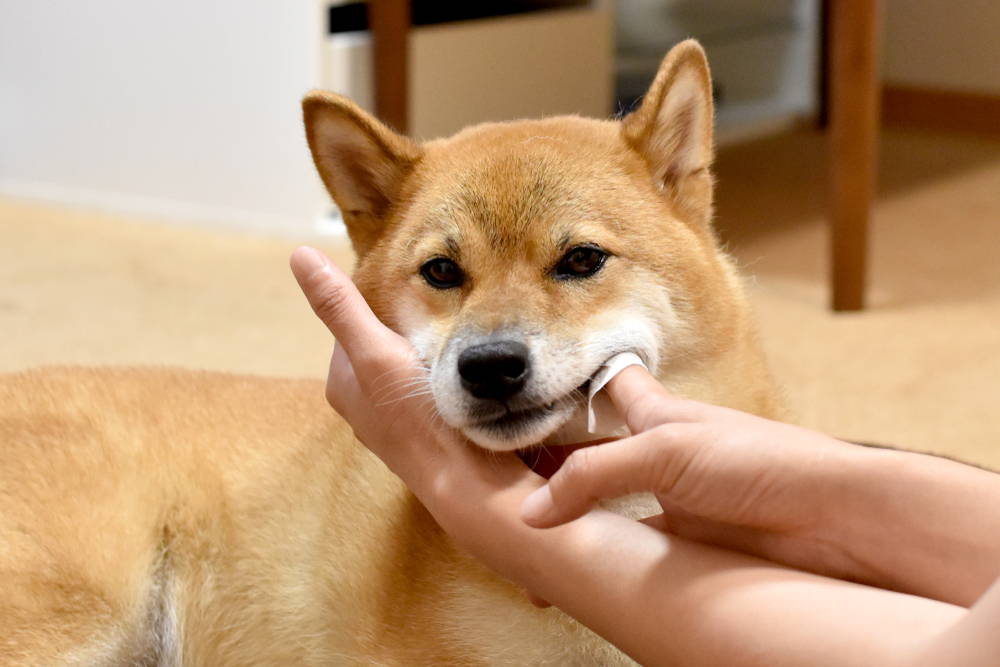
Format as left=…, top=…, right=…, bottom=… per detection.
left=520, top=367, right=874, bottom=584
left=289, top=246, right=544, bottom=572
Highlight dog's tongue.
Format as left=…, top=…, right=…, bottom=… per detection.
left=523, top=352, right=648, bottom=477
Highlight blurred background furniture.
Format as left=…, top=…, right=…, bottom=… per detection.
left=827, top=0, right=880, bottom=311
left=5, top=0, right=999, bottom=312
left=363, top=0, right=878, bottom=311
left=327, top=0, right=613, bottom=139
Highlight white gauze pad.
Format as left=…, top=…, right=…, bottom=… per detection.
left=548, top=352, right=648, bottom=445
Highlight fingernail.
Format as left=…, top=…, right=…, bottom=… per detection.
left=520, top=485, right=556, bottom=526
left=293, top=246, right=328, bottom=277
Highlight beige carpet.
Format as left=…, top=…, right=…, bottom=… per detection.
left=3, top=126, right=999, bottom=467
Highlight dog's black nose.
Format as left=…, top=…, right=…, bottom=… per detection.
left=458, top=341, right=530, bottom=401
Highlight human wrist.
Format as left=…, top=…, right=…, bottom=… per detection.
left=829, top=444, right=1000, bottom=604
left=816, top=444, right=912, bottom=578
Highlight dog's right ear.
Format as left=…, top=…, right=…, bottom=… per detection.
left=303, top=92, right=422, bottom=256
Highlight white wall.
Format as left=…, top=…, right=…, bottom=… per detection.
left=883, top=0, right=1000, bottom=94
left=0, top=1, right=330, bottom=236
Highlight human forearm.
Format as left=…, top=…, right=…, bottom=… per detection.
left=832, top=445, right=1000, bottom=605
left=429, top=479, right=963, bottom=667
left=516, top=510, right=963, bottom=667
left=909, top=576, right=1000, bottom=666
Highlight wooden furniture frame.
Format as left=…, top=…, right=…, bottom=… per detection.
left=367, top=0, right=883, bottom=311
left=367, top=0, right=411, bottom=134
left=828, top=0, right=881, bottom=311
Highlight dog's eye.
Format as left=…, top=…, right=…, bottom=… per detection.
left=554, top=245, right=608, bottom=280
left=420, top=257, right=464, bottom=289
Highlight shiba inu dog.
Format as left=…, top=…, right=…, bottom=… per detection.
left=0, top=41, right=780, bottom=665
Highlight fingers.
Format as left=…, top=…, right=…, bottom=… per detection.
left=520, top=424, right=698, bottom=528
left=604, top=365, right=671, bottom=409
left=289, top=246, right=399, bottom=359
left=604, top=366, right=709, bottom=433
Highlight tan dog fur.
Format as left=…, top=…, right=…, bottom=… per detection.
left=1, top=41, right=781, bottom=665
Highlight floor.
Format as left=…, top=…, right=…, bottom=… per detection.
left=3, top=126, right=999, bottom=467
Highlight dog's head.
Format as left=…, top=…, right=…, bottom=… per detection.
left=304, top=41, right=739, bottom=451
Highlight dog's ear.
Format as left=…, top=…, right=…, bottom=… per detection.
left=622, top=40, right=714, bottom=227
left=303, top=91, right=422, bottom=256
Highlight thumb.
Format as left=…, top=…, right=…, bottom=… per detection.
left=290, top=246, right=401, bottom=371
left=604, top=366, right=708, bottom=433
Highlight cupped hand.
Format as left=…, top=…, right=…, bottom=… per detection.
left=520, top=367, right=871, bottom=583
left=289, top=246, right=545, bottom=569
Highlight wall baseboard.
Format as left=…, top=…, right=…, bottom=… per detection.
left=882, top=84, right=1000, bottom=135
left=0, top=179, right=341, bottom=238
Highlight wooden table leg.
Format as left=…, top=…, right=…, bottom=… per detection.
left=368, top=0, right=410, bottom=134
left=829, top=0, right=881, bottom=311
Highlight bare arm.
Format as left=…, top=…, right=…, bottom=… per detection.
left=910, top=577, right=1000, bottom=666
left=433, top=476, right=964, bottom=667
left=523, top=367, right=1000, bottom=607
left=833, top=445, right=1000, bottom=605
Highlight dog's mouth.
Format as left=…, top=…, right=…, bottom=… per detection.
left=468, top=396, right=575, bottom=443
left=477, top=391, right=579, bottom=430
left=471, top=380, right=589, bottom=432
left=478, top=402, right=559, bottom=430
left=461, top=380, right=591, bottom=451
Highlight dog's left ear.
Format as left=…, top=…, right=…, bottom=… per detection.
left=303, top=91, right=422, bottom=257
left=622, top=40, right=714, bottom=227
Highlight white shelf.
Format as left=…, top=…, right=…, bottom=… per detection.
left=616, top=0, right=821, bottom=133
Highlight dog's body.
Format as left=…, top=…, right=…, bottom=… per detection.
left=1, top=368, right=626, bottom=664
left=1, top=42, right=781, bottom=664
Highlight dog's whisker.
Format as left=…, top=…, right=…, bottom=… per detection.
left=374, top=388, right=436, bottom=408
left=369, top=381, right=432, bottom=403
left=366, top=362, right=431, bottom=391
left=369, top=374, right=433, bottom=403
